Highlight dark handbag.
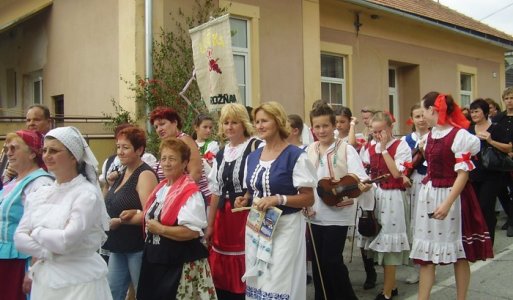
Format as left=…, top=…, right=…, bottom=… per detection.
left=357, top=207, right=381, bottom=237
left=480, top=146, right=513, bottom=172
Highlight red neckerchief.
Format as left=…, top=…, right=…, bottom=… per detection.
left=144, top=174, right=199, bottom=227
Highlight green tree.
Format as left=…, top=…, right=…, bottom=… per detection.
left=107, top=0, right=227, bottom=155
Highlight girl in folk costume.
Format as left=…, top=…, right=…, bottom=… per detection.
left=334, top=106, right=360, bottom=150
left=410, top=92, right=493, bottom=300
left=194, top=114, right=219, bottom=178
left=361, top=112, right=412, bottom=300
left=287, top=114, right=308, bottom=150
left=306, top=103, right=372, bottom=300
left=235, top=102, right=317, bottom=300
left=401, top=104, right=430, bottom=284
left=206, top=104, right=261, bottom=300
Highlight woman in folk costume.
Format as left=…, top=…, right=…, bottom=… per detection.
left=305, top=103, right=372, bottom=300
left=410, top=92, right=493, bottom=300
left=0, top=130, right=53, bottom=300
left=361, top=112, right=412, bottom=300
left=206, top=103, right=261, bottom=300
left=234, top=101, right=317, bottom=300
left=137, top=138, right=216, bottom=300
left=401, top=104, right=430, bottom=284
left=15, top=127, right=112, bottom=299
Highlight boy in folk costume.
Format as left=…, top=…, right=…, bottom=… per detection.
left=410, top=92, right=493, bottom=300
left=361, top=112, right=412, bottom=300
left=305, top=103, right=372, bottom=300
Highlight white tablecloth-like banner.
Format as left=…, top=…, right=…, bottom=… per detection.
left=189, top=14, right=240, bottom=112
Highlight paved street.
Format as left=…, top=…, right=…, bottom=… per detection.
left=307, top=214, right=513, bottom=299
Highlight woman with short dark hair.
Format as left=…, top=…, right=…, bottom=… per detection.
left=137, top=138, right=216, bottom=299
left=468, top=98, right=511, bottom=244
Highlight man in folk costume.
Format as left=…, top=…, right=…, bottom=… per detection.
left=306, top=103, right=372, bottom=300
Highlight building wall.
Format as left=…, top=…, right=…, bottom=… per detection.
left=319, top=0, right=505, bottom=134
left=221, top=0, right=305, bottom=115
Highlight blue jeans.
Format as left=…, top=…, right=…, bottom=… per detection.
left=107, top=251, right=143, bottom=300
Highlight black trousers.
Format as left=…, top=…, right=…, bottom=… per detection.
left=309, top=224, right=357, bottom=300
left=473, top=178, right=504, bottom=244
left=497, top=175, right=513, bottom=222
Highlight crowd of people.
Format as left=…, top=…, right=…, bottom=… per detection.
left=1, top=87, right=513, bottom=299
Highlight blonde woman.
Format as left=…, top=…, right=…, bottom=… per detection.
left=206, top=103, right=261, bottom=299
left=235, top=102, right=316, bottom=300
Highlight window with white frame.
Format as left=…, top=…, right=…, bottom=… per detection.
left=230, top=17, right=250, bottom=106
left=321, top=53, right=345, bottom=108
left=460, top=73, right=473, bottom=107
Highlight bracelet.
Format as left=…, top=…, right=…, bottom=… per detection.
left=276, top=194, right=283, bottom=205
left=382, top=149, right=388, bottom=155
left=282, top=195, right=288, bottom=206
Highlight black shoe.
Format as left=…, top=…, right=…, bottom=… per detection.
left=379, top=289, right=398, bottom=297
left=374, top=292, right=393, bottom=300
left=364, top=271, right=377, bottom=290
left=507, top=225, right=513, bottom=237
left=502, top=221, right=510, bottom=230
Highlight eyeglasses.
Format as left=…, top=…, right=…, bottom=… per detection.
left=42, top=147, right=66, bottom=155
left=2, top=144, right=21, bottom=153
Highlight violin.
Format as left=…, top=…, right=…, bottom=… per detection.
left=317, top=173, right=390, bottom=206
left=405, top=147, right=425, bottom=178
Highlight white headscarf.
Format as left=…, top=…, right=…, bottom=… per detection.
left=45, top=126, right=99, bottom=185
left=46, top=126, right=110, bottom=231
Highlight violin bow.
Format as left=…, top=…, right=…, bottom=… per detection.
left=305, top=214, right=328, bottom=300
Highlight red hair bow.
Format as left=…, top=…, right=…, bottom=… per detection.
left=433, top=94, right=470, bottom=129
left=384, top=111, right=396, bottom=124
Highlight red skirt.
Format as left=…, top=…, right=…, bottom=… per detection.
left=0, top=259, right=26, bottom=300
left=460, top=182, right=494, bottom=262
left=208, top=200, right=248, bottom=294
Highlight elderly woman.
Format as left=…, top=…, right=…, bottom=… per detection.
left=206, top=103, right=261, bottom=299
left=0, top=130, right=52, bottom=300
left=102, top=126, right=158, bottom=300
left=14, top=126, right=112, bottom=299
left=235, top=101, right=317, bottom=300
left=137, top=138, right=216, bottom=300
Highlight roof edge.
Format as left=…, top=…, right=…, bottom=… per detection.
left=342, top=0, right=513, bottom=51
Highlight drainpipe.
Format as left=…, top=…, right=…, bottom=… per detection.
left=145, top=0, right=153, bottom=131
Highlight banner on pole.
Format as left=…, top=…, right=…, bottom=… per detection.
left=190, top=14, right=240, bottom=112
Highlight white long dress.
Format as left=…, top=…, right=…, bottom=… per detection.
left=401, top=132, right=428, bottom=237
left=361, top=139, right=412, bottom=264
left=14, top=174, right=112, bottom=300
left=410, top=127, right=482, bottom=264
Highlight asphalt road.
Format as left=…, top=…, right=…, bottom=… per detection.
left=306, top=214, right=513, bottom=299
